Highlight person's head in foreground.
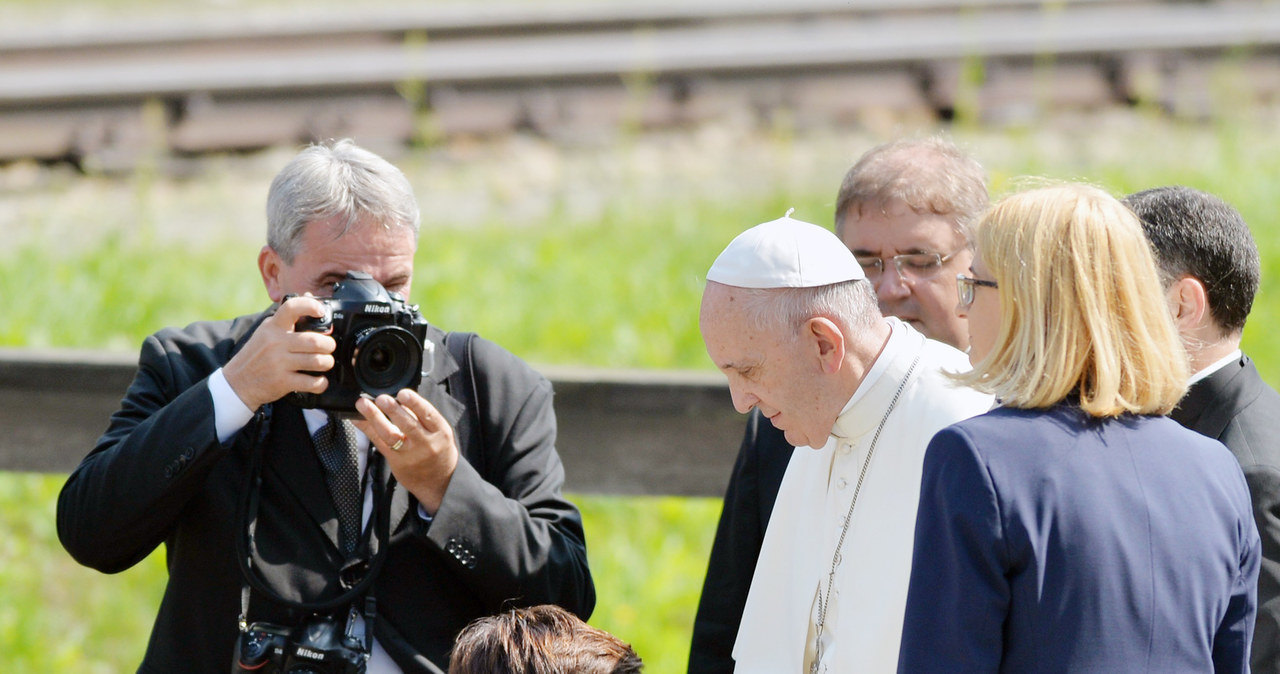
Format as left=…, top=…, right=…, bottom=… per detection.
left=448, top=604, right=642, bottom=674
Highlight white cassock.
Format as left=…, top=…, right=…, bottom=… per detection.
left=732, top=319, right=993, bottom=673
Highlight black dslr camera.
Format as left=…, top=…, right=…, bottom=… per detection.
left=285, top=271, right=430, bottom=417
left=232, top=614, right=368, bottom=673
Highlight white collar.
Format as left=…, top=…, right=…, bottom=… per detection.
left=830, top=318, right=919, bottom=441
left=1189, top=349, right=1242, bottom=386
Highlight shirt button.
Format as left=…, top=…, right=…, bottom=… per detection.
left=837, top=478, right=848, bottom=490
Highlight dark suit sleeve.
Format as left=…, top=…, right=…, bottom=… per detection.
left=1212, top=459, right=1263, bottom=674
left=1193, top=360, right=1280, bottom=674
left=418, top=336, right=595, bottom=618
left=898, top=427, right=1008, bottom=674
left=688, top=411, right=792, bottom=674
left=57, top=331, right=228, bottom=573
left=1242, top=464, right=1280, bottom=674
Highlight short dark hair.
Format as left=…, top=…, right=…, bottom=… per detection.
left=1123, top=186, right=1260, bottom=335
left=448, top=604, right=643, bottom=674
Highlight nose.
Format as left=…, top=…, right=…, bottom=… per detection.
left=728, top=383, right=758, bottom=415
left=875, top=266, right=912, bottom=301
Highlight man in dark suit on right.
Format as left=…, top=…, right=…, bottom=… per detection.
left=1126, top=185, right=1280, bottom=673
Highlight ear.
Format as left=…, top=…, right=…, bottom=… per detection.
left=806, top=317, right=846, bottom=374
left=1166, top=275, right=1209, bottom=333
left=258, top=246, right=286, bottom=303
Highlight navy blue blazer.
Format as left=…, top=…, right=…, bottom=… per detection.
left=899, top=404, right=1260, bottom=673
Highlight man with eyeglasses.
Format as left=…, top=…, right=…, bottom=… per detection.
left=689, top=136, right=989, bottom=673
left=837, top=140, right=986, bottom=352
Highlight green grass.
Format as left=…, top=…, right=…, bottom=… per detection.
left=1, top=474, right=168, bottom=673
left=9, top=108, right=1280, bottom=672
left=0, top=473, right=717, bottom=673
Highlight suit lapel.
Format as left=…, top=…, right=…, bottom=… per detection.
left=265, top=403, right=343, bottom=551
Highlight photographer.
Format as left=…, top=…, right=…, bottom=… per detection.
left=56, top=139, right=595, bottom=673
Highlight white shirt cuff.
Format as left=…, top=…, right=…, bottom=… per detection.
left=209, top=368, right=255, bottom=444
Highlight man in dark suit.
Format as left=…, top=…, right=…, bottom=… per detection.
left=688, top=136, right=988, bottom=672
left=1126, top=185, right=1280, bottom=674
left=57, top=139, right=594, bottom=673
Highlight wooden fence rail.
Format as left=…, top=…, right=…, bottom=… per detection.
left=0, top=348, right=744, bottom=497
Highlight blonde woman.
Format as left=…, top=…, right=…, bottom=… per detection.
left=897, top=184, right=1260, bottom=673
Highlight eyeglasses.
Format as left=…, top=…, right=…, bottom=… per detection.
left=956, top=274, right=998, bottom=307
left=855, top=251, right=959, bottom=282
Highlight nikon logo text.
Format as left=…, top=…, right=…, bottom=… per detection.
left=295, top=647, right=326, bottom=660
left=364, top=304, right=391, bottom=314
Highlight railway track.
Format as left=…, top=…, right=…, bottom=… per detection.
left=2, top=0, right=1278, bottom=168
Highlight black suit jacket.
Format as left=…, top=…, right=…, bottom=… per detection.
left=688, top=409, right=793, bottom=674
left=1171, top=353, right=1280, bottom=674
left=57, top=310, right=594, bottom=673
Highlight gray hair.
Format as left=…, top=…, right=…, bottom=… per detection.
left=266, top=139, right=421, bottom=262
left=833, top=135, right=988, bottom=247
left=735, top=279, right=882, bottom=340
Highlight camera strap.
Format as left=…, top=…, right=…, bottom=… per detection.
left=234, top=404, right=395, bottom=629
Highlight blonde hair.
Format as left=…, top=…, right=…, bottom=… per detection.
left=956, top=183, right=1188, bottom=416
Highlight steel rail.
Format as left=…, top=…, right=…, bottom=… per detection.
left=0, top=0, right=1137, bottom=52
left=0, top=0, right=1273, bottom=165
left=5, top=3, right=1254, bottom=104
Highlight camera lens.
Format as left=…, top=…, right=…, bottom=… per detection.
left=352, top=326, right=423, bottom=396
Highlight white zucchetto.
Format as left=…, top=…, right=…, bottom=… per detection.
left=706, top=209, right=866, bottom=288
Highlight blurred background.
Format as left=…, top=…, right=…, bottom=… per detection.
left=6, top=0, right=1280, bottom=671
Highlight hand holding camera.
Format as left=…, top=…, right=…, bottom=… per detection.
left=223, top=295, right=337, bottom=413
left=225, top=270, right=431, bottom=416
left=273, top=271, right=456, bottom=510
left=285, top=270, right=430, bottom=417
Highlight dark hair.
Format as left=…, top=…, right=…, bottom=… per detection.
left=1123, top=186, right=1260, bottom=334
left=448, top=605, right=643, bottom=674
